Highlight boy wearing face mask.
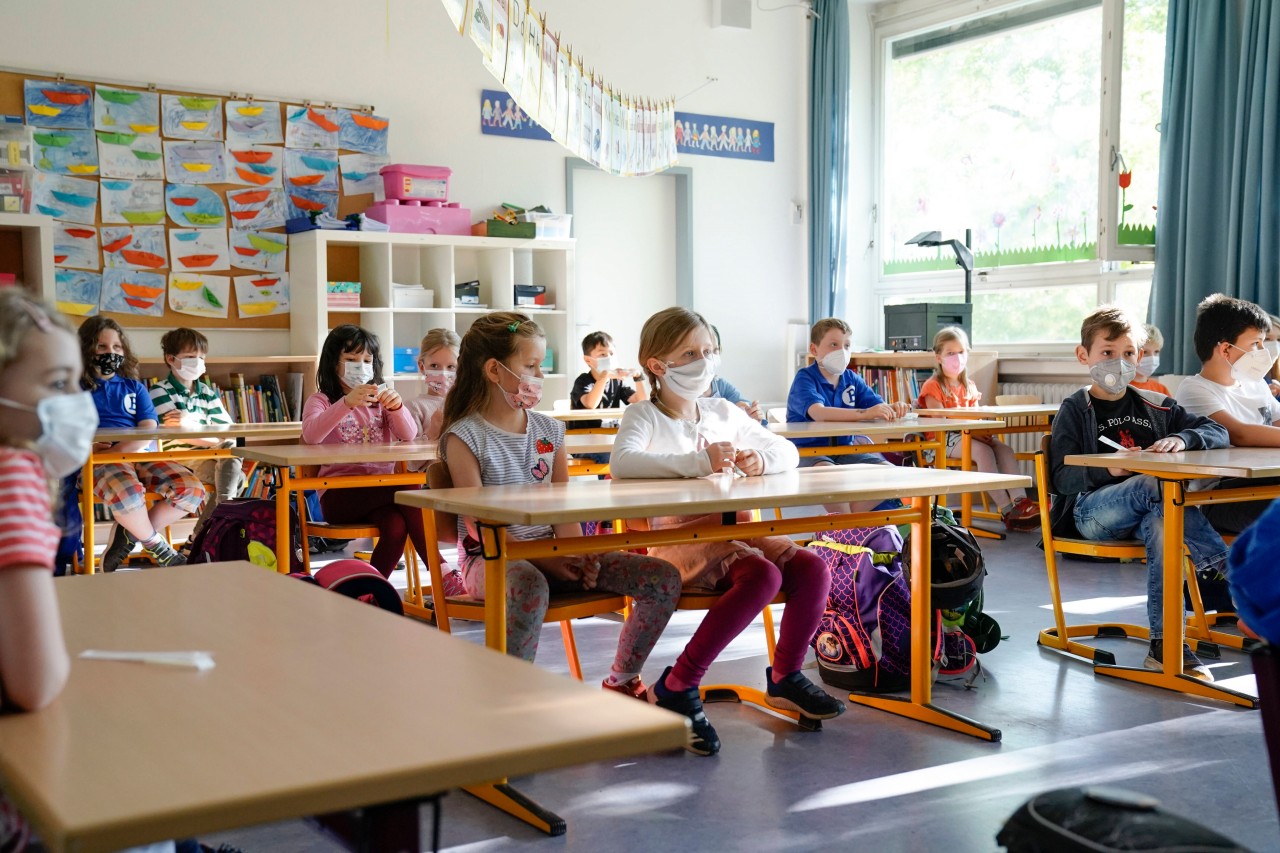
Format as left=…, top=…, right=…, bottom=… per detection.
left=1130, top=324, right=1171, bottom=397
left=1049, top=306, right=1228, bottom=680
left=149, top=328, right=242, bottom=545
left=1175, top=294, right=1280, bottom=534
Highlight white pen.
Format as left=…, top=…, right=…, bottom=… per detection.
left=1098, top=435, right=1128, bottom=452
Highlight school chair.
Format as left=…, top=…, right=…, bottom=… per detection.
left=408, top=461, right=627, bottom=680
left=1032, top=435, right=1244, bottom=665
left=293, top=464, right=418, bottom=578
left=993, top=393, right=1044, bottom=464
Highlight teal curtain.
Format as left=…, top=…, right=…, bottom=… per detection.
left=809, top=0, right=850, bottom=323
left=1153, top=0, right=1280, bottom=373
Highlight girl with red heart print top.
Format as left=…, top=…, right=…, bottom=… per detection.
left=440, top=312, right=681, bottom=698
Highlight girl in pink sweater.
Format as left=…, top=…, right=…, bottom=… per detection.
left=302, top=324, right=436, bottom=579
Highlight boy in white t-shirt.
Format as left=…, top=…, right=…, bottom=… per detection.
left=1177, top=293, right=1280, bottom=533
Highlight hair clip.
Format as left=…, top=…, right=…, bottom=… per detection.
left=22, top=301, right=53, bottom=333
left=507, top=322, right=520, bottom=333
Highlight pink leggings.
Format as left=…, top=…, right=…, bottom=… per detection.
left=671, top=548, right=830, bottom=688
left=320, top=485, right=441, bottom=578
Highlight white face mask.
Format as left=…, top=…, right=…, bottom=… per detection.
left=1088, top=357, right=1137, bottom=393
left=0, top=392, right=100, bottom=478
left=342, top=360, right=375, bottom=387
left=1137, top=354, right=1159, bottom=377
left=593, top=355, right=617, bottom=374
left=1266, top=341, right=1280, bottom=361
left=421, top=369, right=455, bottom=396
left=497, top=361, right=543, bottom=409
left=820, top=349, right=850, bottom=375
left=173, top=356, right=205, bottom=383
left=1228, top=343, right=1277, bottom=384
left=662, top=353, right=719, bottom=400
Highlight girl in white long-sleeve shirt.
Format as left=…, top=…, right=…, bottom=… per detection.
left=611, top=307, right=845, bottom=756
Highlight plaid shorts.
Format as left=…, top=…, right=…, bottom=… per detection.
left=92, top=461, right=206, bottom=516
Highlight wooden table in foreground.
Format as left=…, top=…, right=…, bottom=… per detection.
left=1062, top=448, right=1280, bottom=707
left=0, top=564, right=687, bottom=852
left=235, top=435, right=618, bottom=571
left=83, top=423, right=302, bottom=572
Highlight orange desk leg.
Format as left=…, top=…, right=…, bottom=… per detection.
left=80, top=455, right=96, bottom=574
left=480, top=523, right=509, bottom=654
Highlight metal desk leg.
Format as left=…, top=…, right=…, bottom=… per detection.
left=80, top=456, right=95, bottom=574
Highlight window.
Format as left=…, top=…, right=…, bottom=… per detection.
left=870, top=0, right=1165, bottom=346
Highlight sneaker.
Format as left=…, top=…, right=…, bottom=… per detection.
left=764, top=666, right=847, bottom=719
left=648, top=666, right=720, bottom=756
left=1144, top=641, right=1213, bottom=681
left=144, top=539, right=187, bottom=568
left=1003, top=497, right=1042, bottom=531
left=100, top=524, right=137, bottom=573
left=440, top=567, right=466, bottom=597
left=602, top=674, right=648, bottom=701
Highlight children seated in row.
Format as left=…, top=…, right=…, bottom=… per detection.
left=81, top=317, right=204, bottom=571
left=0, top=292, right=84, bottom=849
left=1048, top=306, right=1228, bottom=680
left=1130, top=323, right=1171, bottom=397
left=1175, top=294, right=1280, bottom=534
left=149, top=327, right=243, bottom=545
left=439, top=312, right=683, bottom=704
left=302, top=324, right=458, bottom=591
left=612, top=307, right=845, bottom=755
left=917, top=326, right=1040, bottom=530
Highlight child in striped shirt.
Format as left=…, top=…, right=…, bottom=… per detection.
left=149, top=327, right=244, bottom=545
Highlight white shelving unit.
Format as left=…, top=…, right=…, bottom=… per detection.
left=1, top=211, right=55, bottom=297
left=290, top=230, right=575, bottom=406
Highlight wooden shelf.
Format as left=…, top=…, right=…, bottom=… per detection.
left=849, top=350, right=999, bottom=404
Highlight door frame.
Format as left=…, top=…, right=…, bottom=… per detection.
left=564, top=158, right=694, bottom=307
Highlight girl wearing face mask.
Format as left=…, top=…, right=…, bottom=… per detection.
left=440, top=312, right=681, bottom=697
left=0, top=292, right=81, bottom=851
left=610, top=307, right=845, bottom=757
left=406, top=327, right=460, bottom=459
left=148, top=327, right=243, bottom=548
left=1130, top=323, right=1171, bottom=397
left=302, top=324, right=435, bottom=580
left=80, top=317, right=204, bottom=571
left=917, top=326, right=1039, bottom=531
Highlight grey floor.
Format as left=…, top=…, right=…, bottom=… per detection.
left=204, top=525, right=1278, bottom=852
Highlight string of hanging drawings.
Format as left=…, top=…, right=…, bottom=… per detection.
left=440, top=0, right=679, bottom=177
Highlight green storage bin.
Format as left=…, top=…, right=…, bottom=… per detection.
left=485, top=219, right=536, bottom=239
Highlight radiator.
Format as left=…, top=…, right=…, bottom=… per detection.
left=996, top=382, right=1081, bottom=476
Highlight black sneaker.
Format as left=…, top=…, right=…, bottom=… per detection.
left=765, top=666, right=847, bottom=719
left=648, top=666, right=720, bottom=756
left=100, top=524, right=136, bottom=573
left=1144, top=641, right=1212, bottom=682
left=144, top=539, right=187, bottom=568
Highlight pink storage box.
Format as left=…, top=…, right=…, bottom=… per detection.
left=380, top=164, right=451, bottom=202
left=363, top=199, right=471, bottom=235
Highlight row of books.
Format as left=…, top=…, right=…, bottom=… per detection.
left=852, top=366, right=934, bottom=406
left=216, top=373, right=305, bottom=424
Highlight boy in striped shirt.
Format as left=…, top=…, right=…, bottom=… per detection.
left=149, top=328, right=243, bottom=544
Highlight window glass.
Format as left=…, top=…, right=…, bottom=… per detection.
left=1113, top=0, right=1165, bottom=247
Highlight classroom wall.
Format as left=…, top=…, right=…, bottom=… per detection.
left=6, top=0, right=811, bottom=400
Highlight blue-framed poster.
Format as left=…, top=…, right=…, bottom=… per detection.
left=674, top=111, right=772, bottom=162
left=480, top=89, right=552, bottom=142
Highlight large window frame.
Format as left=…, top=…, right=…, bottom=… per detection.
left=868, top=0, right=1158, bottom=352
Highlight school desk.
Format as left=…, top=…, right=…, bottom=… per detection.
left=1061, top=448, right=1280, bottom=707
left=769, top=417, right=1003, bottom=469
left=545, top=406, right=628, bottom=434
left=0, top=563, right=686, bottom=852
left=82, top=422, right=302, bottom=573
left=235, top=435, right=620, bottom=572
left=396, top=465, right=1028, bottom=739
left=914, top=404, right=1061, bottom=534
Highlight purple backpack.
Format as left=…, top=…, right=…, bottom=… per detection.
left=188, top=498, right=305, bottom=574
left=810, top=525, right=983, bottom=693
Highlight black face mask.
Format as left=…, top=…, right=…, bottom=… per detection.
left=94, top=352, right=125, bottom=376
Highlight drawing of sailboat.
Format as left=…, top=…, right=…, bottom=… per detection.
left=307, top=108, right=340, bottom=132
left=50, top=190, right=96, bottom=208
left=300, top=156, right=337, bottom=171
left=123, top=297, right=156, bottom=310
left=169, top=196, right=199, bottom=207
left=248, top=163, right=277, bottom=175
left=179, top=96, right=219, bottom=110
left=230, top=209, right=261, bottom=221
left=236, top=105, right=264, bottom=116
left=239, top=301, right=279, bottom=316
left=102, top=235, right=132, bottom=253
left=98, top=89, right=141, bottom=105
left=178, top=254, right=218, bottom=268
left=66, top=164, right=98, bottom=175
left=235, top=167, right=272, bottom=186
left=230, top=149, right=273, bottom=164
left=230, top=190, right=270, bottom=204
left=57, top=301, right=96, bottom=316
left=53, top=254, right=68, bottom=264
left=290, top=195, right=326, bottom=212
left=182, top=163, right=213, bottom=173
left=129, top=124, right=159, bottom=134
left=36, top=204, right=65, bottom=217
left=63, top=228, right=95, bottom=239
left=180, top=120, right=209, bottom=131
left=251, top=277, right=280, bottom=288
left=288, top=174, right=323, bottom=186
left=234, top=246, right=261, bottom=257
left=132, top=150, right=162, bottom=161
left=42, top=89, right=90, bottom=106
left=172, top=278, right=204, bottom=290
left=97, top=131, right=138, bottom=146
left=29, top=104, right=62, bottom=117
left=183, top=212, right=225, bottom=226
left=228, top=118, right=266, bottom=134
left=350, top=114, right=389, bottom=131
left=121, top=210, right=164, bottom=224
left=33, top=132, right=74, bottom=147
left=174, top=231, right=201, bottom=242
left=246, top=234, right=286, bottom=254
left=119, top=250, right=165, bottom=268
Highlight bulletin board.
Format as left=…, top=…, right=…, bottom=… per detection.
left=0, top=69, right=390, bottom=330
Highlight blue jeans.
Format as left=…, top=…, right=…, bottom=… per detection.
left=1073, top=474, right=1227, bottom=637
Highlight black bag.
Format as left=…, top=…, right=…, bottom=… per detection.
left=997, top=787, right=1250, bottom=852
left=904, top=506, right=1001, bottom=656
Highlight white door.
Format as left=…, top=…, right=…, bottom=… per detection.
left=572, top=170, right=677, bottom=376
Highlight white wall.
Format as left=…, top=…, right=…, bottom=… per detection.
left=6, top=0, right=811, bottom=400
left=846, top=5, right=878, bottom=348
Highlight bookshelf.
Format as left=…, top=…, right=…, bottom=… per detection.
left=849, top=351, right=999, bottom=405
left=290, top=230, right=575, bottom=406
left=136, top=355, right=314, bottom=424
left=0, top=211, right=54, bottom=296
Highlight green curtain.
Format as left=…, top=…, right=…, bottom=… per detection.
left=809, top=0, right=849, bottom=323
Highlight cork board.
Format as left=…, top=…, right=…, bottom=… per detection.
left=2, top=69, right=386, bottom=330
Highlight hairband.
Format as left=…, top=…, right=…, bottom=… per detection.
left=22, top=302, right=52, bottom=333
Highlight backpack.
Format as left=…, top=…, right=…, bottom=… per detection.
left=904, top=506, right=1002, bottom=655
left=187, top=498, right=305, bottom=574
left=809, top=525, right=913, bottom=693
left=310, top=559, right=404, bottom=615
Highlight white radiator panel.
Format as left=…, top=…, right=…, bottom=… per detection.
left=996, top=382, right=1082, bottom=477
